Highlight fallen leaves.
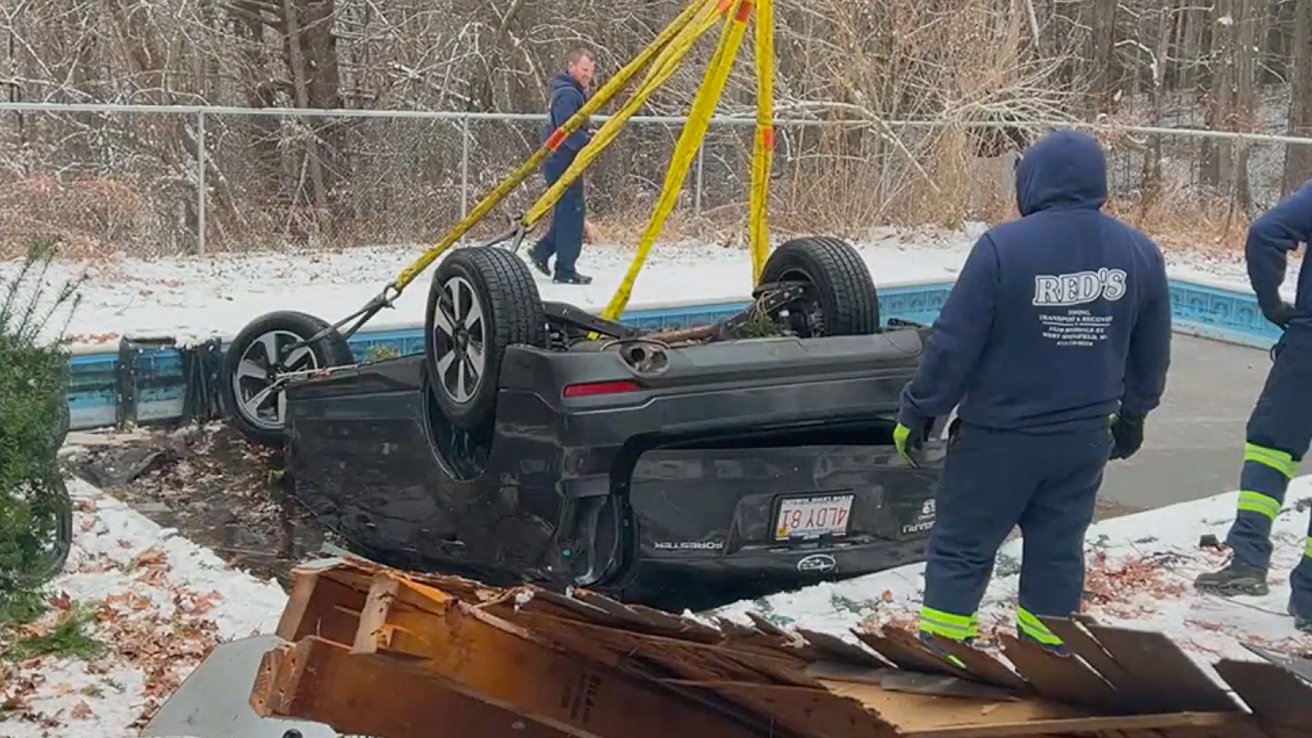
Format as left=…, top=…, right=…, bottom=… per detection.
left=1083, top=551, right=1188, bottom=606
left=3, top=506, right=229, bottom=734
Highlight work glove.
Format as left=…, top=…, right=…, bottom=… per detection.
left=1263, top=300, right=1298, bottom=329
left=1108, top=412, right=1145, bottom=461
left=894, top=422, right=925, bottom=468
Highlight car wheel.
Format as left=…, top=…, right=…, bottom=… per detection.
left=1, top=475, right=72, bottom=588
left=425, top=246, right=545, bottom=432
left=759, top=237, right=879, bottom=336
left=221, top=311, right=355, bottom=447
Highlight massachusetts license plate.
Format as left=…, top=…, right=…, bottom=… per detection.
left=774, top=495, right=854, bottom=541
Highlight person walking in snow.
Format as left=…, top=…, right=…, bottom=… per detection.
left=528, top=47, right=596, bottom=285
left=1194, top=179, right=1312, bottom=632
left=893, top=130, right=1172, bottom=653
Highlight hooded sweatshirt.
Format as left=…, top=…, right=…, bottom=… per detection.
left=1246, top=178, right=1312, bottom=342
left=540, top=72, right=590, bottom=166
left=898, top=130, right=1172, bottom=434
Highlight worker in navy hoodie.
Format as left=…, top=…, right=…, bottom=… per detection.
left=1195, top=179, right=1312, bottom=631
left=528, top=48, right=595, bottom=285
left=894, top=130, right=1172, bottom=651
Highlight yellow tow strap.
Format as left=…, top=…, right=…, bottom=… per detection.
left=748, top=0, right=774, bottom=283
left=388, top=0, right=706, bottom=293
left=600, top=0, right=756, bottom=321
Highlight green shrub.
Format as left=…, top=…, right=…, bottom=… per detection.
left=0, top=240, right=83, bottom=592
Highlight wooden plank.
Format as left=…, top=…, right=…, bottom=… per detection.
left=1213, top=659, right=1312, bottom=726
left=935, top=639, right=1032, bottom=693
left=350, top=574, right=782, bottom=738
left=853, top=629, right=974, bottom=680
left=250, top=636, right=571, bottom=738
left=1037, top=616, right=1133, bottom=694
left=796, top=628, right=893, bottom=668
left=1082, top=624, right=1239, bottom=714
left=671, top=680, right=902, bottom=738
left=568, top=589, right=724, bottom=642
left=620, top=601, right=727, bottom=642
left=746, top=611, right=790, bottom=637
left=515, top=610, right=815, bottom=687
left=998, top=633, right=1118, bottom=710
left=823, top=674, right=1087, bottom=731
left=1244, top=643, right=1312, bottom=683
left=275, top=569, right=368, bottom=644
left=897, top=710, right=1247, bottom=738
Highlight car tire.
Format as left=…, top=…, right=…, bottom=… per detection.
left=759, top=237, right=880, bottom=336
left=221, top=311, right=355, bottom=447
left=425, top=246, right=546, bottom=432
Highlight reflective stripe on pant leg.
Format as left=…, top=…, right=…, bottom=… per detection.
left=918, top=606, right=978, bottom=642
left=1016, top=606, right=1063, bottom=647
left=1244, top=442, right=1299, bottom=479
left=1227, top=458, right=1290, bottom=570
left=1233, top=340, right=1312, bottom=570
left=1236, top=490, right=1283, bottom=520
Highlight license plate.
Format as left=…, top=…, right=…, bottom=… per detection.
left=774, top=495, right=853, bottom=541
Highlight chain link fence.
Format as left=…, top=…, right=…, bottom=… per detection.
left=0, top=102, right=1310, bottom=259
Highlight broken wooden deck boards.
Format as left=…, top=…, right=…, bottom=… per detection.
left=249, top=557, right=1310, bottom=738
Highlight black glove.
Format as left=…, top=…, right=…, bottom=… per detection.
left=1109, top=413, right=1145, bottom=461
left=1264, top=300, right=1298, bottom=329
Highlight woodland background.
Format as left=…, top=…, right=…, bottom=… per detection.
left=0, top=0, right=1309, bottom=256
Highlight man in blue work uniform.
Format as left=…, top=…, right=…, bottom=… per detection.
left=894, top=130, right=1172, bottom=651
left=529, top=48, right=595, bottom=285
left=1194, top=179, right=1312, bottom=632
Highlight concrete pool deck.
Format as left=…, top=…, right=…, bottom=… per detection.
left=1101, top=333, right=1276, bottom=512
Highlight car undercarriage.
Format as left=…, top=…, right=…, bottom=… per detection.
left=216, top=237, right=948, bottom=608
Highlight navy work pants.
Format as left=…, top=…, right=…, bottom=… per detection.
left=531, top=155, right=585, bottom=279
left=919, top=423, right=1112, bottom=647
left=1225, top=335, right=1312, bottom=615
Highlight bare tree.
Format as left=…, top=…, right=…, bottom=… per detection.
left=1284, top=0, right=1312, bottom=192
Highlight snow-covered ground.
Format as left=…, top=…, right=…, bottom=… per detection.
left=0, top=224, right=1298, bottom=353
left=715, top=479, right=1312, bottom=665
left=4, top=465, right=1311, bottom=735
left=0, top=475, right=287, bottom=738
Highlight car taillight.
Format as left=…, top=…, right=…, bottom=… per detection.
left=562, top=380, right=641, bottom=398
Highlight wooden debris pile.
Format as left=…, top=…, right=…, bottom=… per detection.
left=250, top=557, right=1312, bottom=738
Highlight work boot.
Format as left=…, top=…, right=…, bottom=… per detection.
left=1194, top=561, right=1270, bottom=597
left=554, top=272, right=593, bottom=285
left=527, top=248, right=551, bottom=277
left=1287, top=601, right=1312, bottom=633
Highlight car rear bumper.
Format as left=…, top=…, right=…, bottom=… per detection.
left=610, top=442, right=941, bottom=608
left=623, top=537, right=930, bottom=611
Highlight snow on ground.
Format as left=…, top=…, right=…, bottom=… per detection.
left=714, top=478, right=1312, bottom=668
left=0, top=476, right=288, bottom=738
left=4, top=469, right=1311, bottom=735
left=0, top=227, right=977, bottom=352
left=0, top=224, right=1300, bottom=353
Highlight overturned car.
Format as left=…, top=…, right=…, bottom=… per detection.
left=218, top=238, right=947, bottom=609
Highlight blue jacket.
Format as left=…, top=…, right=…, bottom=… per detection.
left=1246, top=178, right=1312, bottom=340
left=898, top=130, right=1172, bottom=434
left=541, top=73, right=590, bottom=165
